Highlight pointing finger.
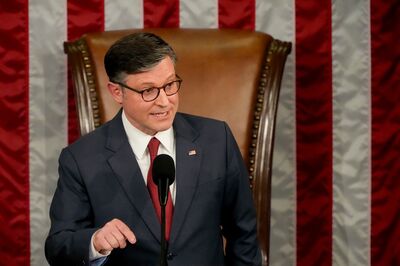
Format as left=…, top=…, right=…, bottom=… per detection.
left=115, top=220, right=136, bottom=244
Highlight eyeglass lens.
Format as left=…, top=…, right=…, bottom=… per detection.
left=142, top=80, right=181, bottom=101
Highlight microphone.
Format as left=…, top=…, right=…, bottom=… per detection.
left=152, top=154, right=175, bottom=206
left=152, top=154, right=175, bottom=266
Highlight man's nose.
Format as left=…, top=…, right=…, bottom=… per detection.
left=154, top=88, right=169, bottom=105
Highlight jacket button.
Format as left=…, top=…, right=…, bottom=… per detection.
left=166, top=252, right=175, bottom=260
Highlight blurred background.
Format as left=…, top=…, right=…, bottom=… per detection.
left=0, top=0, right=399, bottom=265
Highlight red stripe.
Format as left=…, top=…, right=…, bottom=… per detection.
left=295, top=1, right=333, bottom=265
left=0, top=1, right=30, bottom=265
left=67, top=0, right=104, bottom=143
left=218, top=0, right=255, bottom=30
left=143, top=0, right=179, bottom=27
left=371, top=0, right=400, bottom=265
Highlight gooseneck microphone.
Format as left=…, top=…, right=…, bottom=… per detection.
left=152, top=154, right=175, bottom=266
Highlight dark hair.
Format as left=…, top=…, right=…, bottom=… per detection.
left=104, top=32, right=177, bottom=82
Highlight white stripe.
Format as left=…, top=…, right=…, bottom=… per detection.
left=29, top=1, right=67, bottom=265
left=180, top=0, right=218, bottom=28
left=332, top=0, right=371, bottom=265
left=255, top=0, right=294, bottom=40
left=256, top=0, right=296, bottom=265
left=105, top=0, right=143, bottom=30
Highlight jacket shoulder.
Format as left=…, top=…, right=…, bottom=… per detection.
left=176, top=112, right=226, bottom=129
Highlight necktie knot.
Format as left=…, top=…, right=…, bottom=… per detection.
left=148, top=137, right=160, bottom=161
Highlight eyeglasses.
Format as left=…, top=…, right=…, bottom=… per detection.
left=112, top=75, right=183, bottom=102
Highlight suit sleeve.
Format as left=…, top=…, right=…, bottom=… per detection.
left=221, top=123, right=262, bottom=266
left=45, top=148, right=98, bottom=266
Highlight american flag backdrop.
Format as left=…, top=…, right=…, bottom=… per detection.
left=0, top=0, right=399, bottom=265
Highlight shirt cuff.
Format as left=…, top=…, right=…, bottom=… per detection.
left=89, top=231, right=111, bottom=260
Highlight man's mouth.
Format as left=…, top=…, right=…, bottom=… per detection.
left=151, top=111, right=168, bottom=117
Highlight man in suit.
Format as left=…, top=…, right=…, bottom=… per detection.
left=45, top=32, right=261, bottom=266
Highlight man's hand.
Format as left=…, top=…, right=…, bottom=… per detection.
left=93, top=218, right=136, bottom=254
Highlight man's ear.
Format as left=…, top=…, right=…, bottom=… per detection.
left=107, top=82, right=123, bottom=104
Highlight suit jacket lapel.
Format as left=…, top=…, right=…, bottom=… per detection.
left=170, top=114, right=201, bottom=243
left=105, top=111, right=161, bottom=242
left=103, top=112, right=202, bottom=244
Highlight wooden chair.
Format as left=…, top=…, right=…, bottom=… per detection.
left=64, top=28, right=291, bottom=265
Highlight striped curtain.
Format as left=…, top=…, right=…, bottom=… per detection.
left=0, top=0, right=399, bottom=265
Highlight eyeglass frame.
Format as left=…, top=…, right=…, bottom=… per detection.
left=111, top=75, right=183, bottom=102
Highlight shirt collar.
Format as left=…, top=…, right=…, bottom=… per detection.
left=122, top=110, right=174, bottom=159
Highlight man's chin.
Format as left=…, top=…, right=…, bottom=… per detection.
left=151, top=122, right=173, bottom=133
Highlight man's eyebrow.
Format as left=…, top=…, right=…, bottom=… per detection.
left=138, top=74, right=177, bottom=87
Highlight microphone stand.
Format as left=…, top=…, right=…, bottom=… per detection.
left=159, top=179, right=169, bottom=266
left=160, top=204, right=167, bottom=266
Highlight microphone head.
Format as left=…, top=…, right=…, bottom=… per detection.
left=152, top=154, right=175, bottom=185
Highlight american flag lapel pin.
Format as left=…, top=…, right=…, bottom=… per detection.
left=188, top=149, right=197, bottom=156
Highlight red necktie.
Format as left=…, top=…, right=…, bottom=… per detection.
left=147, top=137, right=174, bottom=241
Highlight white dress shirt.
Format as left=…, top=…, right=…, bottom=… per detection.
left=121, top=110, right=177, bottom=203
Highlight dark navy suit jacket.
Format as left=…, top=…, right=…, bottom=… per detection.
left=45, top=111, right=261, bottom=266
